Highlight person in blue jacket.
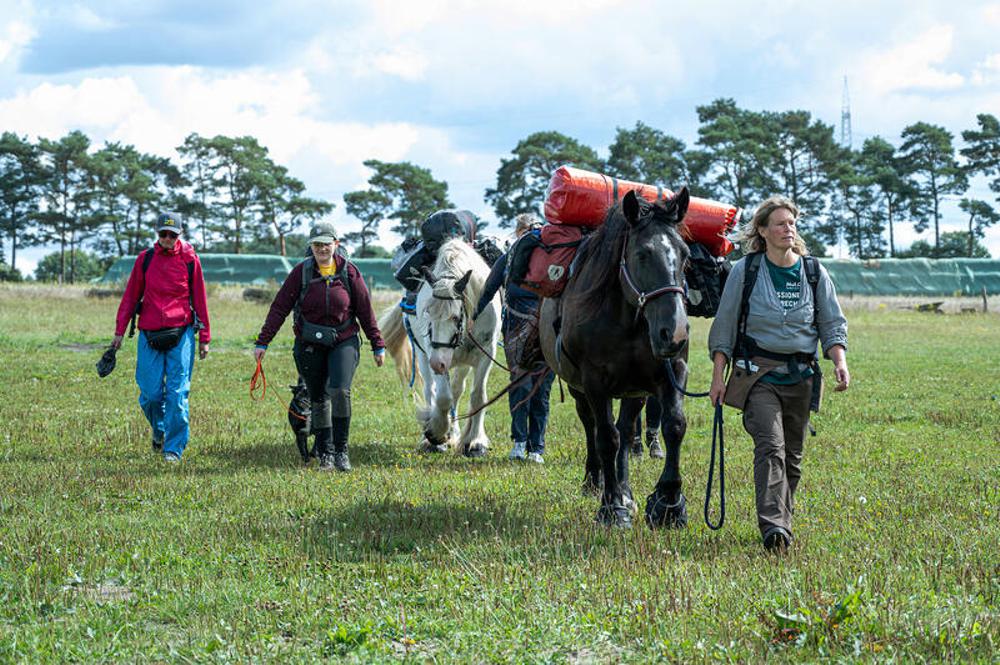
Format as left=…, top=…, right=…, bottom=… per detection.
left=473, top=214, right=555, bottom=464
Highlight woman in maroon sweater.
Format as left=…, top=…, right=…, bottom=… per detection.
left=253, top=223, right=385, bottom=471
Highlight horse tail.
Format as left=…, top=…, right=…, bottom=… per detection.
left=378, top=303, right=410, bottom=382
left=378, top=303, right=425, bottom=395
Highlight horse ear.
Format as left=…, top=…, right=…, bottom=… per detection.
left=453, top=269, right=472, bottom=295
left=420, top=266, right=438, bottom=285
left=669, top=187, right=690, bottom=223
left=623, top=190, right=641, bottom=225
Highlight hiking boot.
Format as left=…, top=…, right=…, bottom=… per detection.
left=163, top=452, right=180, bottom=463
left=508, top=441, right=527, bottom=461
left=151, top=432, right=164, bottom=452
left=318, top=454, right=336, bottom=471
left=629, top=434, right=643, bottom=459
left=526, top=452, right=544, bottom=464
left=763, top=527, right=791, bottom=553
left=647, top=429, right=664, bottom=459
left=333, top=451, right=352, bottom=472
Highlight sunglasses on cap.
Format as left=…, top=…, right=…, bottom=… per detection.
left=158, top=230, right=179, bottom=239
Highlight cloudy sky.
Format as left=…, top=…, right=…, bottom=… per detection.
left=3, top=0, right=1000, bottom=274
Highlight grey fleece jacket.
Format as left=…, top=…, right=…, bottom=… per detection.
left=708, top=255, right=848, bottom=362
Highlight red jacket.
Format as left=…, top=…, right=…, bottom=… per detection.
left=115, top=240, right=212, bottom=344
left=255, top=255, right=384, bottom=350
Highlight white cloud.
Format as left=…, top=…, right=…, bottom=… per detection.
left=372, top=48, right=429, bottom=81
left=971, top=52, right=1000, bottom=85
left=0, top=19, right=34, bottom=65
left=859, top=24, right=965, bottom=93
left=982, top=3, right=1000, bottom=25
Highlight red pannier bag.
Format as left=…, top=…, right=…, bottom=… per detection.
left=521, top=224, right=584, bottom=297
left=543, top=165, right=740, bottom=256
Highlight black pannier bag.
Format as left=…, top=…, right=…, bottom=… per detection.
left=420, top=209, right=477, bottom=253
left=684, top=242, right=732, bottom=318
left=392, top=238, right=432, bottom=293
left=473, top=237, right=504, bottom=267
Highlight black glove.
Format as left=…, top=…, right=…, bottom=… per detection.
left=96, top=346, right=118, bottom=378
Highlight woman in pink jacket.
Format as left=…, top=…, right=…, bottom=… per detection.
left=111, top=212, right=211, bottom=463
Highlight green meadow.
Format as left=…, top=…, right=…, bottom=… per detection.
left=0, top=285, right=996, bottom=663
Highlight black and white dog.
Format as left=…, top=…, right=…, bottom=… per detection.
left=289, top=377, right=314, bottom=463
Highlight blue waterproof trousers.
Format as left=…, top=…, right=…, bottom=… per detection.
left=136, top=326, right=195, bottom=457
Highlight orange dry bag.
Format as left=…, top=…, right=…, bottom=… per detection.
left=543, top=165, right=740, bottom=256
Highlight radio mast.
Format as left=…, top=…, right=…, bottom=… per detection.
left=840, top=76, right=852, bottom=148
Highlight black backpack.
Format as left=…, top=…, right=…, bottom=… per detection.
left=128, top=246, right=199, bottom=337
left=684, top=242, right=732, bottom=318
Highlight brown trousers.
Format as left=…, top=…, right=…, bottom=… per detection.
left=742, top=378, right=813, bottom=538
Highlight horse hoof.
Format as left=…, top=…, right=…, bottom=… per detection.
left=623, top=494, right=638, bottom=516
left=581, top=476, right=603, bottom=497
left=464, top=444, right=487, bottom=458
left=645, top=492, right=688, bottom=529
left=595, top=504, right=633, bottom=529
left=419, top=439, right=449, bottom=453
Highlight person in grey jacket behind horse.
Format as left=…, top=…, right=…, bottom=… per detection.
left=708, top=195, right=849, bottom=553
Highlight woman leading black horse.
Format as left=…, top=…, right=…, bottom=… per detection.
left=253, top=223, right=385, bottom=472
left=708, top=195, right=849, bottom=552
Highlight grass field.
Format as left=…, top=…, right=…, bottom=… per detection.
left=0, top=285, right=997, bottom=663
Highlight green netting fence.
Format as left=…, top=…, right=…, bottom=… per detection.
left=100, top=254, right=1000, bottom=295
left=100, top=254, right=294, bottom=285
left=99, top=253, right=399, bottom=289
left=819, top=258, right=1000, bottom=296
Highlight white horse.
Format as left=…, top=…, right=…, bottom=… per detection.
left=378, top=238, right=502, bottom=457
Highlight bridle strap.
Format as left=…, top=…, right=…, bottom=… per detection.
left=619, top=225, right=685, bottom=318
left=428, top=289, right=467, bottom=349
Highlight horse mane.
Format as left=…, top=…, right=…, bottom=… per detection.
left=427, top=238, right=489, bottom=322
left=572, top=203, right=629, bottom=319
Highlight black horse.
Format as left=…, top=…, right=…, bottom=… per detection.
left=539, top=189, right=692, bottom=528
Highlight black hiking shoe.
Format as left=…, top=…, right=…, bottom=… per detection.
left=318, top=454, right=336, bottom=471
left=151, top=433, right=164, bottom=452
left=629, top=434, right=643, bottom=459
left=647, top=429, right=664, bottom=459
left=763, top=527, right=791, bottom=553
left=333, top=451, right=352, bottom=472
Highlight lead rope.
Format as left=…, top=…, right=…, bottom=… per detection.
left=250, top=357, right=308, bottom=421
left=665, top=362, right=725, bottom=531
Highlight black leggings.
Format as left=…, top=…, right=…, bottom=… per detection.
left=294, top=336, right=360, bottom=451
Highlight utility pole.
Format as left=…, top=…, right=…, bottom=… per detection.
left=840, top=76, right=852, bottom=148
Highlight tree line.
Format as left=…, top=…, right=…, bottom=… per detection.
left=2, top=99, right=999, bottom=281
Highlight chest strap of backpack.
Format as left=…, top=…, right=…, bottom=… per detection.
left=128, top=247, right=198, bottom=337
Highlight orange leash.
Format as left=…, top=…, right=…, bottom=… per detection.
left=251, top=357, right=307, bottom=421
